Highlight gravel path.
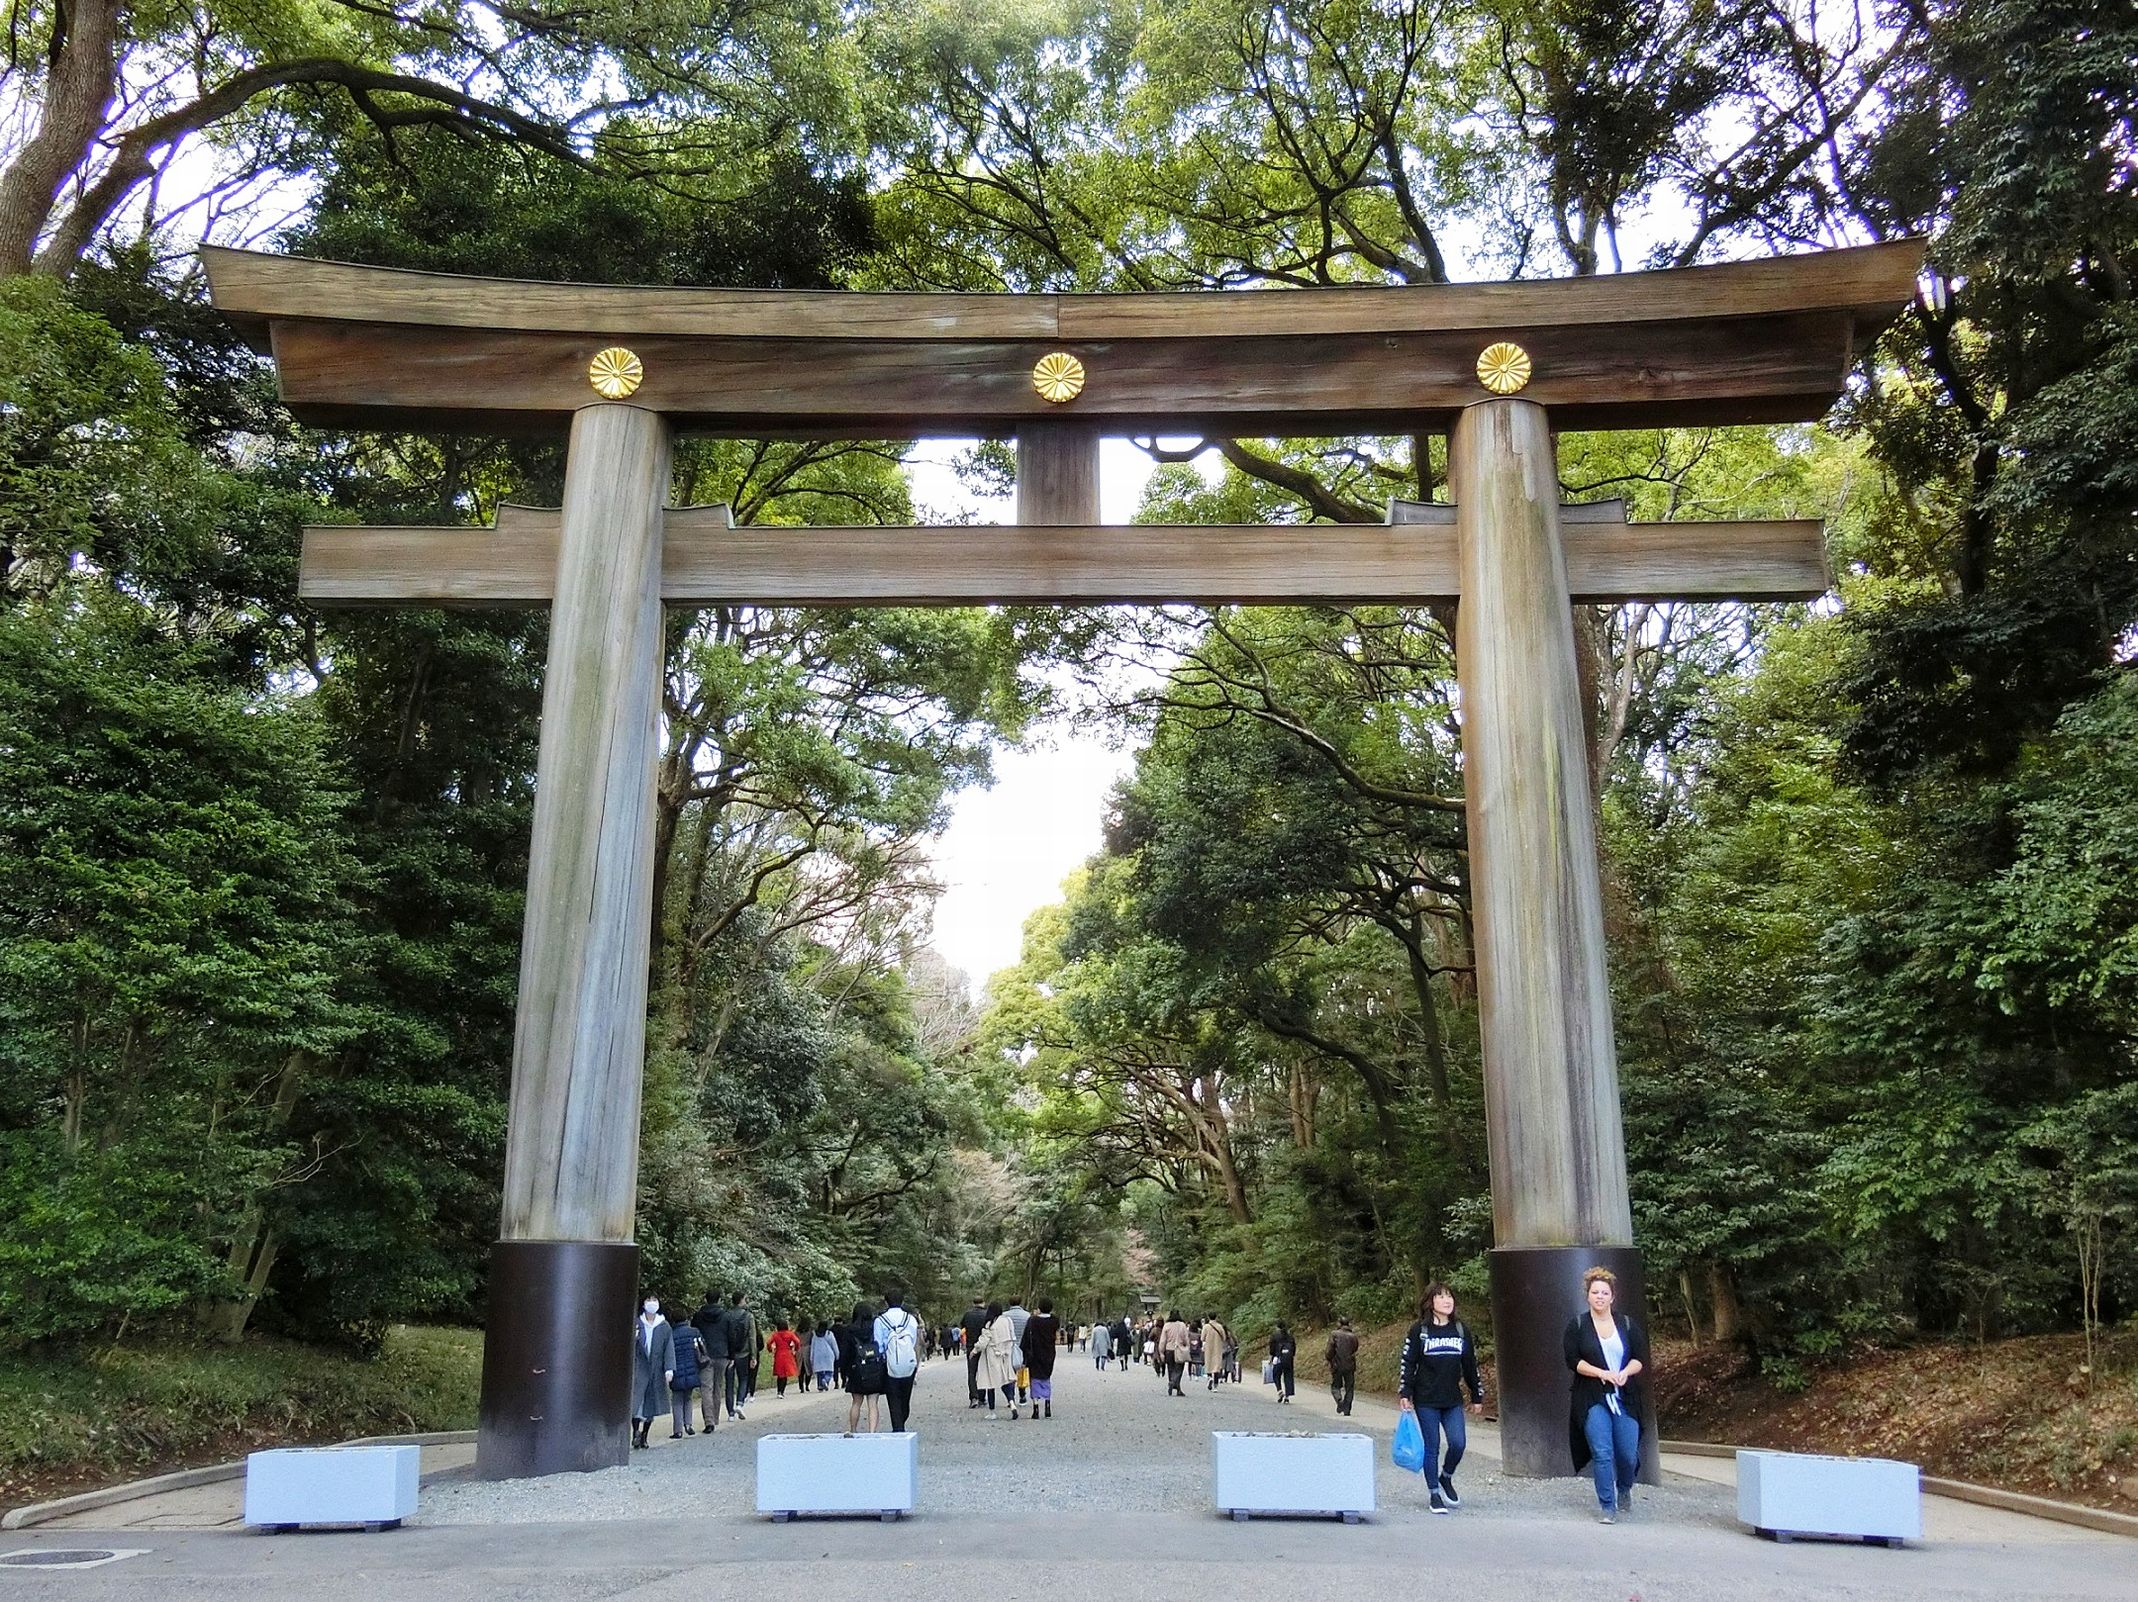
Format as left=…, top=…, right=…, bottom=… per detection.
left=420, top=1344, right=1738, bottom=1532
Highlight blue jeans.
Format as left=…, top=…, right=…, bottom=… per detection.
left=1420, top=1404, right=1467, bottom=1486
left=1583, top=1402, right=1640, bottom=1510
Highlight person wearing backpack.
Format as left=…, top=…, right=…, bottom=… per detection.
left=1398, top=1281, right=1485, bottom=1514
left=1267, top=1320, right=1297, bottom=1403
left=1021, top=1298, right=1061, bottom=1418
left=721, top=1293, right=757, bottom=1421
left=692, top=1289, right=729, bottom=1433
left=874, top=1288, right=922, bottom=1432
left=1325, top=1316, right=1362, bottom=1415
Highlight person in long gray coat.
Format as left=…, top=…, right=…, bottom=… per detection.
left=631, top=1297, right=675, bottom=1450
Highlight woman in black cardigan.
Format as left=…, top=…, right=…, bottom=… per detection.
left=1562, top=1267, right=1649, bottom=1522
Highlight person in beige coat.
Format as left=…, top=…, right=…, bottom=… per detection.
left=1159, top=1310, right=1193, bottom=1395
left=974, top=1299, right=1020, bottom=1419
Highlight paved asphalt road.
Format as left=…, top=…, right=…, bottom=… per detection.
left=5, top=1341, right=2129, bottom=1599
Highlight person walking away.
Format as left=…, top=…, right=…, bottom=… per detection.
left=1267, top=1321, right=1297, bottom=1403
left=875, top=1289, right=923, bottom=1432
left=1007, top=1297, right=1032, bottom=1404
left=1202, top=1314, right=1231, bottom=1389
left=1022, top=1298, right=1062, bottom=1418
left=974, top=1299, right=1019, bottom=1418
left=769, top=1317, right=801, bottom=1396
left=1565, top=1267, right=1649, bottom=1523
left=1114, top=1315, right=1134, bottom=1371
left=1188, top=1319, right=1205, bottom=1380
left=960, top=1296, right=990, bottom=1409
left=810, top=1319, right=839, bottom=1392
left=825, top=1311, right=848, bottom=1389
left=692, top=1289, right=729, bottom=1432
left=1093, top=1315, right=1113, bottom=1369
left=631, top=1297, right=674, bottom=1450
left=667, top=1303, right=705, bottom=1438
left=722, top=1292, right=756, bottom=1420
left=1398, top=1282, right=1485, bottom=1513
left=797, top=1318, right=816, bottom=1391
left=841, top=1299, right=887, bottom=1433
left=1159, top=1310, right=1192, bottom=1395
left=1325, top=1317, right=1361, bottom=1416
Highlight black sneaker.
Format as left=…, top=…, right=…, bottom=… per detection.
left=1440, top=1478, right=1460, bottom=1508
left=1429, top=1490, right=1450, bottom=1515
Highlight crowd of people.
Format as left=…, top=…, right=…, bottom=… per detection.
left=630, top=1287, right=933, bottom=1446
left=629, top=1270, right=1652, bottom=1526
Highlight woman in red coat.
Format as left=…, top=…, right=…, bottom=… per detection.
left=769, top=1318, right=802, bottom=1396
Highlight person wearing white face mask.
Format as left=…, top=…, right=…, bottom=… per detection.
left=631, top=1296, right=675, bottom=1450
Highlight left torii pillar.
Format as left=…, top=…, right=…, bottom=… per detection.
left=478, top=400, right=673, bottom=1479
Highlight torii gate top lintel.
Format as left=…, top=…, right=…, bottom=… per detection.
left=202, top=240, right=1923, bottom=439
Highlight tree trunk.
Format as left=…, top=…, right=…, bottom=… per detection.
left=0, top=0, right=123, bottom=274
left=1707, top=1261, right=1742, bottom=1344
left=1678, top=1269, right=1702, bottom=1346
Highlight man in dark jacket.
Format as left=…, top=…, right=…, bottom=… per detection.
left=723, top=1292, right=758, bottom=1420
left=958, top=1296, right=989, bottom=1407
left=1325, top=1317, right=1361, bottom=1415
left=692, top=1290, right=728, bottom=1432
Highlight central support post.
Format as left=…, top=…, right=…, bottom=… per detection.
left=1017, top=421, right=1101, bottom=525
left=478, top=402, right=673, bottom=1479
left=1451, top=398, right=1658, bottom=1482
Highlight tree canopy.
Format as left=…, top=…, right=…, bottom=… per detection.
left=0, top=0, right=2130, bottom=1393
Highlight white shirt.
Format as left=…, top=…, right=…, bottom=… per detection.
left=1598, top=1324, right=1626, bottom=1415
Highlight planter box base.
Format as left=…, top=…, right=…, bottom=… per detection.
left=244, top=1445, right=419, bottom=1532
left=1211, top=1432, right=1374, bottom=1522
left=757, top=1432, right=918, bottom=1521
left=1737, top=1449, right=1920, bottom=1547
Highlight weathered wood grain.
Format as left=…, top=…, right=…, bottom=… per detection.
left=1452, top=398, right=1635, bottom=1250
left=497, top=404, right=671, bottom=1246
left=203, top=240, right=1922, bottom=345
left=299, top=508, right=1827, bottom=606
left=1017, top=423, right=1102, bottom=525
left=262, top=311, right=1861, bottom=437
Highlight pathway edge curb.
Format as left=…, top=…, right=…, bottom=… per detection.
left=0, top=1429, right=478, bottom=1530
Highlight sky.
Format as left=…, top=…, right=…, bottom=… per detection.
left=908, top=438, right=1197, bottom=998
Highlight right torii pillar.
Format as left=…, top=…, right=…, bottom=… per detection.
left=1452, top=396, right=1660, bottom=1483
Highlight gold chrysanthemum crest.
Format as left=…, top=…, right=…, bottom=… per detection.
left=1475, top=341, right=1532, bottom=395
left=588, top=346, right=645, bottom=400
left=1032, top=351, right=1086, bottom=404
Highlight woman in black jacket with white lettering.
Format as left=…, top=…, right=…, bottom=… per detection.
left=1563, top=1267, right=1650, bottom=1523
left=1398, top=1282, right=1484, bottom=1513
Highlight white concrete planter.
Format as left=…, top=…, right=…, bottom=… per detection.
left=1737, top=1449, right=1921, bottom=1546
left=1211, top=1431, right=1375, bottom=1522
left=243, top=1444, right=419, bottom=1532
left=757, top=1432, right=918, bottom=1522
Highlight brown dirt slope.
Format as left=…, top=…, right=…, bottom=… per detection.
left=1282, top=1317, right=2138, bottom=1516
left=1652, top=1328, right=2138, bottom=1515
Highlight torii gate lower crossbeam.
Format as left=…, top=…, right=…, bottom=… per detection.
left=204, top=240, right=1922, bottom=1482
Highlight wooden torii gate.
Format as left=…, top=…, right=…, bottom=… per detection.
left=205, top=240, right=1921, bottom=1482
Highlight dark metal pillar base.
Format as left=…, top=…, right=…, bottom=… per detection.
left=1487, top=1244, right=1661, bottom=1484
left=478, top=1239, right=638, bottom=1480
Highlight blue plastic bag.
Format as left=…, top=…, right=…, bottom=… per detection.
left=1392, top=1408, right=1426, bottom=1473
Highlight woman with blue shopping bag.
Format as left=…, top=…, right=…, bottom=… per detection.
left=1397, top=1282, right=1486, bottom=1513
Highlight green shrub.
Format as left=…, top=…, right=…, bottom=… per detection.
left=0, top=1325, right=479, bottom=1500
